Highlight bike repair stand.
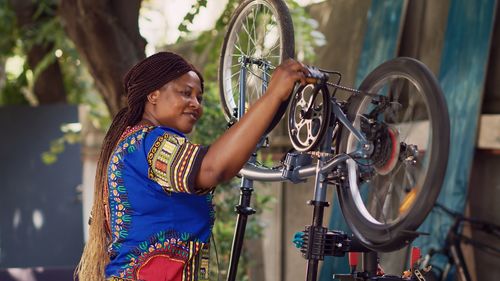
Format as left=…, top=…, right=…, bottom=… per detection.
left=297, top=103, right=427, bottom=281
left=297, top=228, right=429, bottom=281
left=226, top=121, right=273, bottom=281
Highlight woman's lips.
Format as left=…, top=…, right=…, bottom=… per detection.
left=184, top=112, right=199, bottom=121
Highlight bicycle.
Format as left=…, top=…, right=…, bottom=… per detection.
left=421, top=203, right=500, bottom=281
left=218, top=1, right=450, bottom=280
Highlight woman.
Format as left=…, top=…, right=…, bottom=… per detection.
left=76, top=51, right=307, bottom=281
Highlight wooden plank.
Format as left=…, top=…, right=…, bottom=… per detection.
left=477, top=114, right=500, bottom=149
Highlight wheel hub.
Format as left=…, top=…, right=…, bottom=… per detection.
left=361, top=118, right=400, bottom=175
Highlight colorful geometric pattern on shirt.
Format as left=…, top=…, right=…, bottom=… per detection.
left=107, top=126, right=152, bottom=257
left=147, top=133, right=202, bottom=194
left=121, top=124, right=154, bottom=142
left=117, top=230, right=208, bottom=281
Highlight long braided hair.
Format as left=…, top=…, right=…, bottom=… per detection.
left=75, top=52, right=203, bottom=281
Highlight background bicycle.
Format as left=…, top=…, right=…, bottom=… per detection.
left=421, top=203, right=500, bottom=281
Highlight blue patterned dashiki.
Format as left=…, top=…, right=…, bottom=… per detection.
left=104, top=124, right=214, bottom=281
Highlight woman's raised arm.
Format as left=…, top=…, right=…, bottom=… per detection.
left=196, top=59, right=308, bottom=189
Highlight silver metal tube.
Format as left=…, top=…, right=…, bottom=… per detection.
left=239, top=154, right=350, bottom=182
left=313, top=125, right=335, bottom=202
left=331, top=102, right=368, bottom=144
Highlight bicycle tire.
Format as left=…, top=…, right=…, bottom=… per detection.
left=337, top=57, right=450, bottom=251
left=218, top=0, right=294, bottom=134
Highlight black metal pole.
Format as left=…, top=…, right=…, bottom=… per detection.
left=305, top=110, right=335, bottom=281
left=226, top=178, right=256, bottom=281
left=306, top=201, right=327, bottom=281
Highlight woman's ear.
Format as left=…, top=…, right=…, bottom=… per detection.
left=147, top=90, right=159, bottom=105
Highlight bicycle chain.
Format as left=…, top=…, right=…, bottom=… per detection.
left=306, top=151, right=335, bottom=158
left=327, top=82, right=380, bottom=97
left=327, top=82, right=362, bottom=94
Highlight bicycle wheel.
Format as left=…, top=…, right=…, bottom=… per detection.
left=219, top=0, right=294, bottom=134
left=337, top=57, right=450, bottom=251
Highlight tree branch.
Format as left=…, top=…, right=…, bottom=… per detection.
left=59, top=0, right=146, bottom=115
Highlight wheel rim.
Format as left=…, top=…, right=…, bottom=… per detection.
left=346, top=72, right=434, bottom=226
left=221, top=0, right=285, bottom=120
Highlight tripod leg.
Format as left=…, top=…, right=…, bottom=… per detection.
left=227, top=178, right=256, bottom=281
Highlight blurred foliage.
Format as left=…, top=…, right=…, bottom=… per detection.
left=0, top=0, right=108, bottom=164
left=1, top=0, right=92, bottom=105
left=0, top=1, right=16, bottom=55
left=288, top=1, right=326, bottom=62
left=41, top=122, right=82, bottom=164
left=0, top=0, right=28, bottom=105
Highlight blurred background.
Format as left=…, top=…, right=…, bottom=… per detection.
left=0, top=0, right=499, bottom=280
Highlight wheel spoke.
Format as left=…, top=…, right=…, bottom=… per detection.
left=243, top=16, right=258, bottom=54
left=234, top=42, right=245, bottom=57
left=381, top=181, right=395, bottom=221
left=224, top=70, right=241, bottom=82
left=266, top=42, right=281, bottom=57
left=252, top=5, right=258, bottom=54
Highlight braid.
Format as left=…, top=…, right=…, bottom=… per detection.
left=124, top=52, right=204, bottom=97
left=75, top=109, right=128, bottom=281
left=76, top=51, right=203, bottom=280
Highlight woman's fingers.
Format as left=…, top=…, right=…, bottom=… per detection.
left=280, top=59, right=308, bottom=83
left=266, top=58, right=310, bottom=101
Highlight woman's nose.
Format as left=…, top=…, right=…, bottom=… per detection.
left=189, top=96, right=201, bottom=109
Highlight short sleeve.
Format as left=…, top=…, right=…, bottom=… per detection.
left=146, top=128, right=208, bottom=194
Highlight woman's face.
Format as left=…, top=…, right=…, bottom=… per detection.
left=147, top=71, right=203, bottom=133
